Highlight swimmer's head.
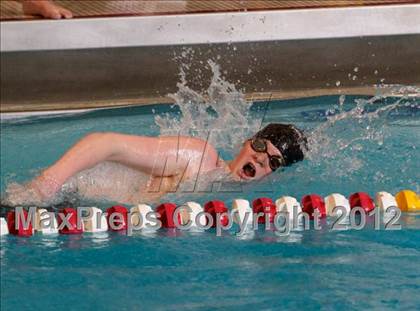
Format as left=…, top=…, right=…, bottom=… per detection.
left=229, top=123, right=307, bottom=181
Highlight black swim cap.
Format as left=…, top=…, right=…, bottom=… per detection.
left=254, top=123, right=307, bottom=166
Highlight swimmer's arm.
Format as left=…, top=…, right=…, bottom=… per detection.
left=108, top=134, right=219, bottom=177
left=34, top=132, right=124, bottom=197
left=34, top=132, right=218, bottom=198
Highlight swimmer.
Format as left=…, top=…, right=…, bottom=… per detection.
left=19, top=0, right=72, bottom=19
left=3, top=123, right=306, bottom=205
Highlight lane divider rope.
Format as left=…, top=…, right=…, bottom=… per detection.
left=0, top=190, right=418, bottom=237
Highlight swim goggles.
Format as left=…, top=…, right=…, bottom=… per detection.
left=249, top=138, right=285, bottom=171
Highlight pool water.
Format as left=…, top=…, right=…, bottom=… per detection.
left=1, top=95, right=419, bottom=310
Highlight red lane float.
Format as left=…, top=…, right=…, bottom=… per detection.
left=156, top=203, right=181, bottom=228
left=106, top=205, right=128, bottom=231
left=252, top=198, right=276, bottom=223
left=301, top=194, right=327, bottom=219
left=349, top=192, right=375, bottom=213
left=58, top=208, right=83, bottom=234
left=204, top=200, right=229, bottom=227
left=7, top=209, right=33, bottom=237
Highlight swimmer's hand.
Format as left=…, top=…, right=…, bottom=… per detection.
left=2, top=172, right=61, bottom=207
left=21, top=0, right=73, bottom=19
left=2, top=182, right=45, bottom=207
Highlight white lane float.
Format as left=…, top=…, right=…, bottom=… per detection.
left=275, top=196, right=302, bottom=221
left=35, top=208, right=58, bottom=234
left=130, top=204, right=157, bottom=230
left=83, top=207, right=108, bottom=233
left=232, top=199, right=253, bottom=227
left=178, top=201, right=206, bottom=229
left=375, top=192, right=398, bottom=211
left=324, top=193, right=351, bottom=217
left=375, top=191, right=399, bottom=220
left=0, top=217, right=9, bottom=236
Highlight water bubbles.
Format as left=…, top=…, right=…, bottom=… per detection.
left=352, top=144, right=363, bottom=151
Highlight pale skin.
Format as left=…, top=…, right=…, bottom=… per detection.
left=19, top=0, right=72, bottom=19
left=24, top=132, right=282, bottom=204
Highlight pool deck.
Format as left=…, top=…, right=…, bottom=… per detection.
left=1, top=0, right=418, bottom=20
left=1, top=1, right=420, bottom=113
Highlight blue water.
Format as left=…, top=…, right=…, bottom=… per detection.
left=1, top=95, right=420, bottom=310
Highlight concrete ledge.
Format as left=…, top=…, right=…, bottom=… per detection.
left=1, top=4, right=420, bottom=52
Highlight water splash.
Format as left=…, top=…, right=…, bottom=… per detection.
left=155, top=59, right=261, bottom=155
left=303, top=87, right=419, bottom=183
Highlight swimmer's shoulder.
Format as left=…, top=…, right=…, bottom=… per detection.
left=158, top=135, right=222, bottom=171
left=179, top=136, right=222, bottom=170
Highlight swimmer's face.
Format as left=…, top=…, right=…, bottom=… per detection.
left=229, top=140, right=282, bottom=181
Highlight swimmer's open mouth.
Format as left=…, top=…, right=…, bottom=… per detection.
left=242, top=162, right=256, bottom=178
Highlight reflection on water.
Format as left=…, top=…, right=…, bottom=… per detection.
left=274, top=232, right=303, bottom=244
left=90, top=232, right=110, bottom=248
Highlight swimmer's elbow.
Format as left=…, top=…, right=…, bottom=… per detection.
left=83, top=132, right=117, bottom=143
left=81, top=132, right=120, bottom=158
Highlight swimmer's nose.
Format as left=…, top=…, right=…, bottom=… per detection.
left=252, top=153, right=266, bottom=164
